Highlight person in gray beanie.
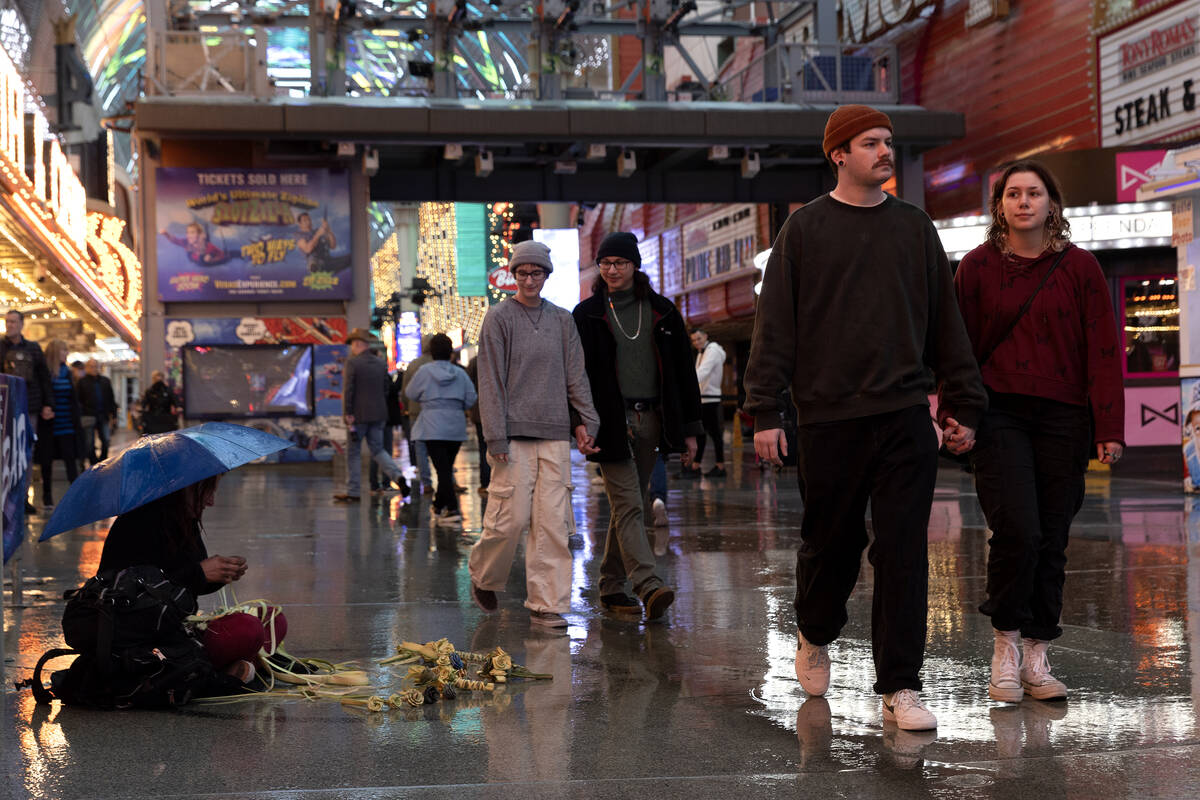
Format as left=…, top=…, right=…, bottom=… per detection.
left=469, top=238, right=600, bottom=629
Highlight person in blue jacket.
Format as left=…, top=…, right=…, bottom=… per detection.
left=405, top=333, right=478, bottom=525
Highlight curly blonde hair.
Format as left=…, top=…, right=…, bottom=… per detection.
left=985, top=160, right=1071, bottom=254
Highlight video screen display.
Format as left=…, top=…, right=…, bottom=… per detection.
left=182, top=344, right=314, bottom=419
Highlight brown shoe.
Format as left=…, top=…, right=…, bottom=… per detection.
left=642, top=586, right=676, bottom=621
left=332, top=494, right=361, bottom=503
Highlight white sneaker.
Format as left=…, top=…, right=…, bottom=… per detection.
left=989, top=629, right=1023, bottom=703
left=794, top=632, right=830, bottom=696
left=881, top=689, right=937, bottom=731
left=1021, top=638, right=1068, bottom=700
left=651, top=497, right=668, bottom=527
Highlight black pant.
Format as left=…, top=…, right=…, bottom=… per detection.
left=694, top=402, right=725, bottom=464
left=972, top=393, right=1089, bottom=641
left=794, top=404, right=938, bottom=694
left=39, top=432, right=79, bottom=505
left=475, top=420, right=491, bottom=489
left=425, top=440, right=462, bottom=513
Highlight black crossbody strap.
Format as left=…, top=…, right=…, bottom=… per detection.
left=977, top=247, right=1070, bottom=369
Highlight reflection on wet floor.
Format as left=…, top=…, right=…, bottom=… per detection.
left=4, top=441, right=1200, bottom=798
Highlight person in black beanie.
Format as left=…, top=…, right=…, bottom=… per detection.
left=572, top=231, right=703, bottom=622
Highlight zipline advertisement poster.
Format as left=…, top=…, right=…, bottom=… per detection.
left=156, top=168, right=353, bottom=301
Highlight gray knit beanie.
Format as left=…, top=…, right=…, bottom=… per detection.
left=508, top=240, right=554, bottom=273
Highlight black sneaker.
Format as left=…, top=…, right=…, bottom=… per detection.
left=600, top=593, right=641, bottom=614
left=472, top=583, right=498, bottom=612
left=704, top=466, right=727, bottom=477
left=266, top=651, right=313, bottom=675
left=642, top=586, right=676, bottom=621
left=391, top=476, right=411, bottom=498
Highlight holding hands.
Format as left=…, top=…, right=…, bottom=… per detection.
left=941, top=417, right=977, bottom=455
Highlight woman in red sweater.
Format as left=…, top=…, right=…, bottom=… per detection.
left=944, top=160, right=1124, bottom=704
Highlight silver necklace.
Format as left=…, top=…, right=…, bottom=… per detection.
left=607, top=295, right=643, bottom=340
left=518, top=299, right=545, bottom=331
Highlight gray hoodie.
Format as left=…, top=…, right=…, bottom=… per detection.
left=476, top=298, right=599, bottom=456
left=406, top=360, right=477, bottom=441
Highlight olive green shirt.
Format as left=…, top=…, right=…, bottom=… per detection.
left=605, top=289, right=658, bottom=400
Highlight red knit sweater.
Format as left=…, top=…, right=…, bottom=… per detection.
left=948, top=242, right=1125, bottom=445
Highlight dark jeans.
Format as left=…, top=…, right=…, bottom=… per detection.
left=475, top=420, right=491, bottom=489
left=695, top=403, right=725, bottom=464
left=794, top=404, right=938, bottom=694
left=369, top=424, right=395, bottom=490
left=971, top=392, right=1090, bottom=641
left=39, top=432, right=79, bottom=505
left=425, top=440, right=462, bottom=513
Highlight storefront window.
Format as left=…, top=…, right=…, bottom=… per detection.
left=1122, top=275, right=1179, bottom=376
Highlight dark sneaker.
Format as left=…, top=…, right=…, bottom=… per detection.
left=472, top=583, right=498, bottom=612
left=332, top=494, right=361, bottom=503
left=704, top=466, right=727, bottom=477
left=265, top=651, right=313, bottom=675
left=391, top=476, right=411, bottom=498
left=600, top=593, right=641, bottom=614
left=642, top=586, right=676, bottom=621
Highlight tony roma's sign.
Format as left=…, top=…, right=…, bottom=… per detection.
left=1099, top=4, right=1200, bottom=147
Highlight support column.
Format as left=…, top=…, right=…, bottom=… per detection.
left=897, top=146, right=925, bottom=210
left=139, top=135, right=166, bottom=390
left=642, top=22, right=666, bottom=102
left=816, top=0, right=839, bottom=42
left=346, top=165, right=373, bottom=330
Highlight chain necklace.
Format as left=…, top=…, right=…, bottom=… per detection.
left=517, top=298, right=545, bottom=331
left=607, top=295, right=643, bottom=340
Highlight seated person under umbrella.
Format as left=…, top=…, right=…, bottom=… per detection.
left=96, top=473, right=305, bottom=686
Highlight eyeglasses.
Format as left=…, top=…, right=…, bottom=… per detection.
left=513, top=269, right=547, bottom=281
left=597, top=259, right=634, bottom=271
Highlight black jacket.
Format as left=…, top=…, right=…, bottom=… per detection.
left=99, top=501, right=221, bottom=597
left=141, top=381, right=178, bottom=434
left=0, top=336, right=53, bottom=414
left=77, top=373, right=117, bottom=418
left=573, top=289, right=703, bottom=462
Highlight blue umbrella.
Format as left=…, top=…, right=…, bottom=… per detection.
left=39, top=422, right=293, bottom=541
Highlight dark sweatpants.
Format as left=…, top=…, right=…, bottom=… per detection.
left=793, top=404, right=938, bottom=695
left=425, top=440, right=463, bottom=514
left=694, top=402, right=725, bottom=464
left=972, top=392, right=1089, bottom=641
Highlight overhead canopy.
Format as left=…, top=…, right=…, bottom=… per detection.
left=135, top=95, right=965, bottom=203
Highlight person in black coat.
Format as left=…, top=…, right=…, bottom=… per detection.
left=572, top=231, right=703, bottom=622
left=141, top=370, right=180, bottom=434
left=77, top=359, right=118, bottom=464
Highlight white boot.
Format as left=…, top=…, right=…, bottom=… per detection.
left=989, top=629, right=1023, bottom=702
left=1021, top=638, right=1068, bottom=700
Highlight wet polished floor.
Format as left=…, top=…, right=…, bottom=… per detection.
left=4, top=442, right=1200, bottom=799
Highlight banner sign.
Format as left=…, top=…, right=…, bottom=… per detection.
left=682, top=204, right=757, bottom=290
left=2, top=375, right=35, bottom=563
left=455, top=203, right=488, bottom=297
left=156, top=168, right=353, bottom=301
left=1098, top=5, right=1200, bottom=147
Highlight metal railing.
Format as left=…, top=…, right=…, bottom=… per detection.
left=715, top=42, right=900, bottom=106
left=147, top=30, right=271, bottom=98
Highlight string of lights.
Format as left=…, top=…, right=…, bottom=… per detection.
left=416, top=202, right=489, bottom=343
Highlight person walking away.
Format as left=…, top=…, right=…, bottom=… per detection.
left=573, top=231, right=703, bottom=622
left=141, top=370, right=180, bottom=434
left=689, top=328, right=728, bottom=477
left=941, top=160, right=1124, bottom=704
left=369, top=343, right=401, bottom=495
left=78, top=359, right=117, bottom=465
left=1, top=309, right=54, bottom=513
left=402, top=336, right=435, bottom=493
left=466, top=354, right=491, bottom=496
left=743, top=105, right=987, bottom=731
left=40, top=340, right=82, bottom=510
left=405, top=333, right=478, bottom=525
left=469, top=240, right=600, bottom=629
left=334, top=328, right=411, bottom=503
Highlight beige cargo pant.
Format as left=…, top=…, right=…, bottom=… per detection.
left=468, top=438, right=574, bottom=614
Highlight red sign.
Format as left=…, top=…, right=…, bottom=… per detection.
left=1116, top=150, right=1169, bottom=202
left=488, top=267, right=517, bottom=293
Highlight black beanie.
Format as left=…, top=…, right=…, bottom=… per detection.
left=596, top=231, right=641, bottom=268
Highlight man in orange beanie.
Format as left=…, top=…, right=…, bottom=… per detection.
left=743, top=104, right=986, bottom=732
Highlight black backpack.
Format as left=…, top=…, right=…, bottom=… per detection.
left=18, top=566, right=239, bottom=709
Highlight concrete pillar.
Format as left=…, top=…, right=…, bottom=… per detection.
left=138, top=136, right=166, bottom=388
left=346, top=166, right=373, bottom=330
left=897, top=145, right=925, bottom=210
left=816, top=0, right=839, bottom=42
